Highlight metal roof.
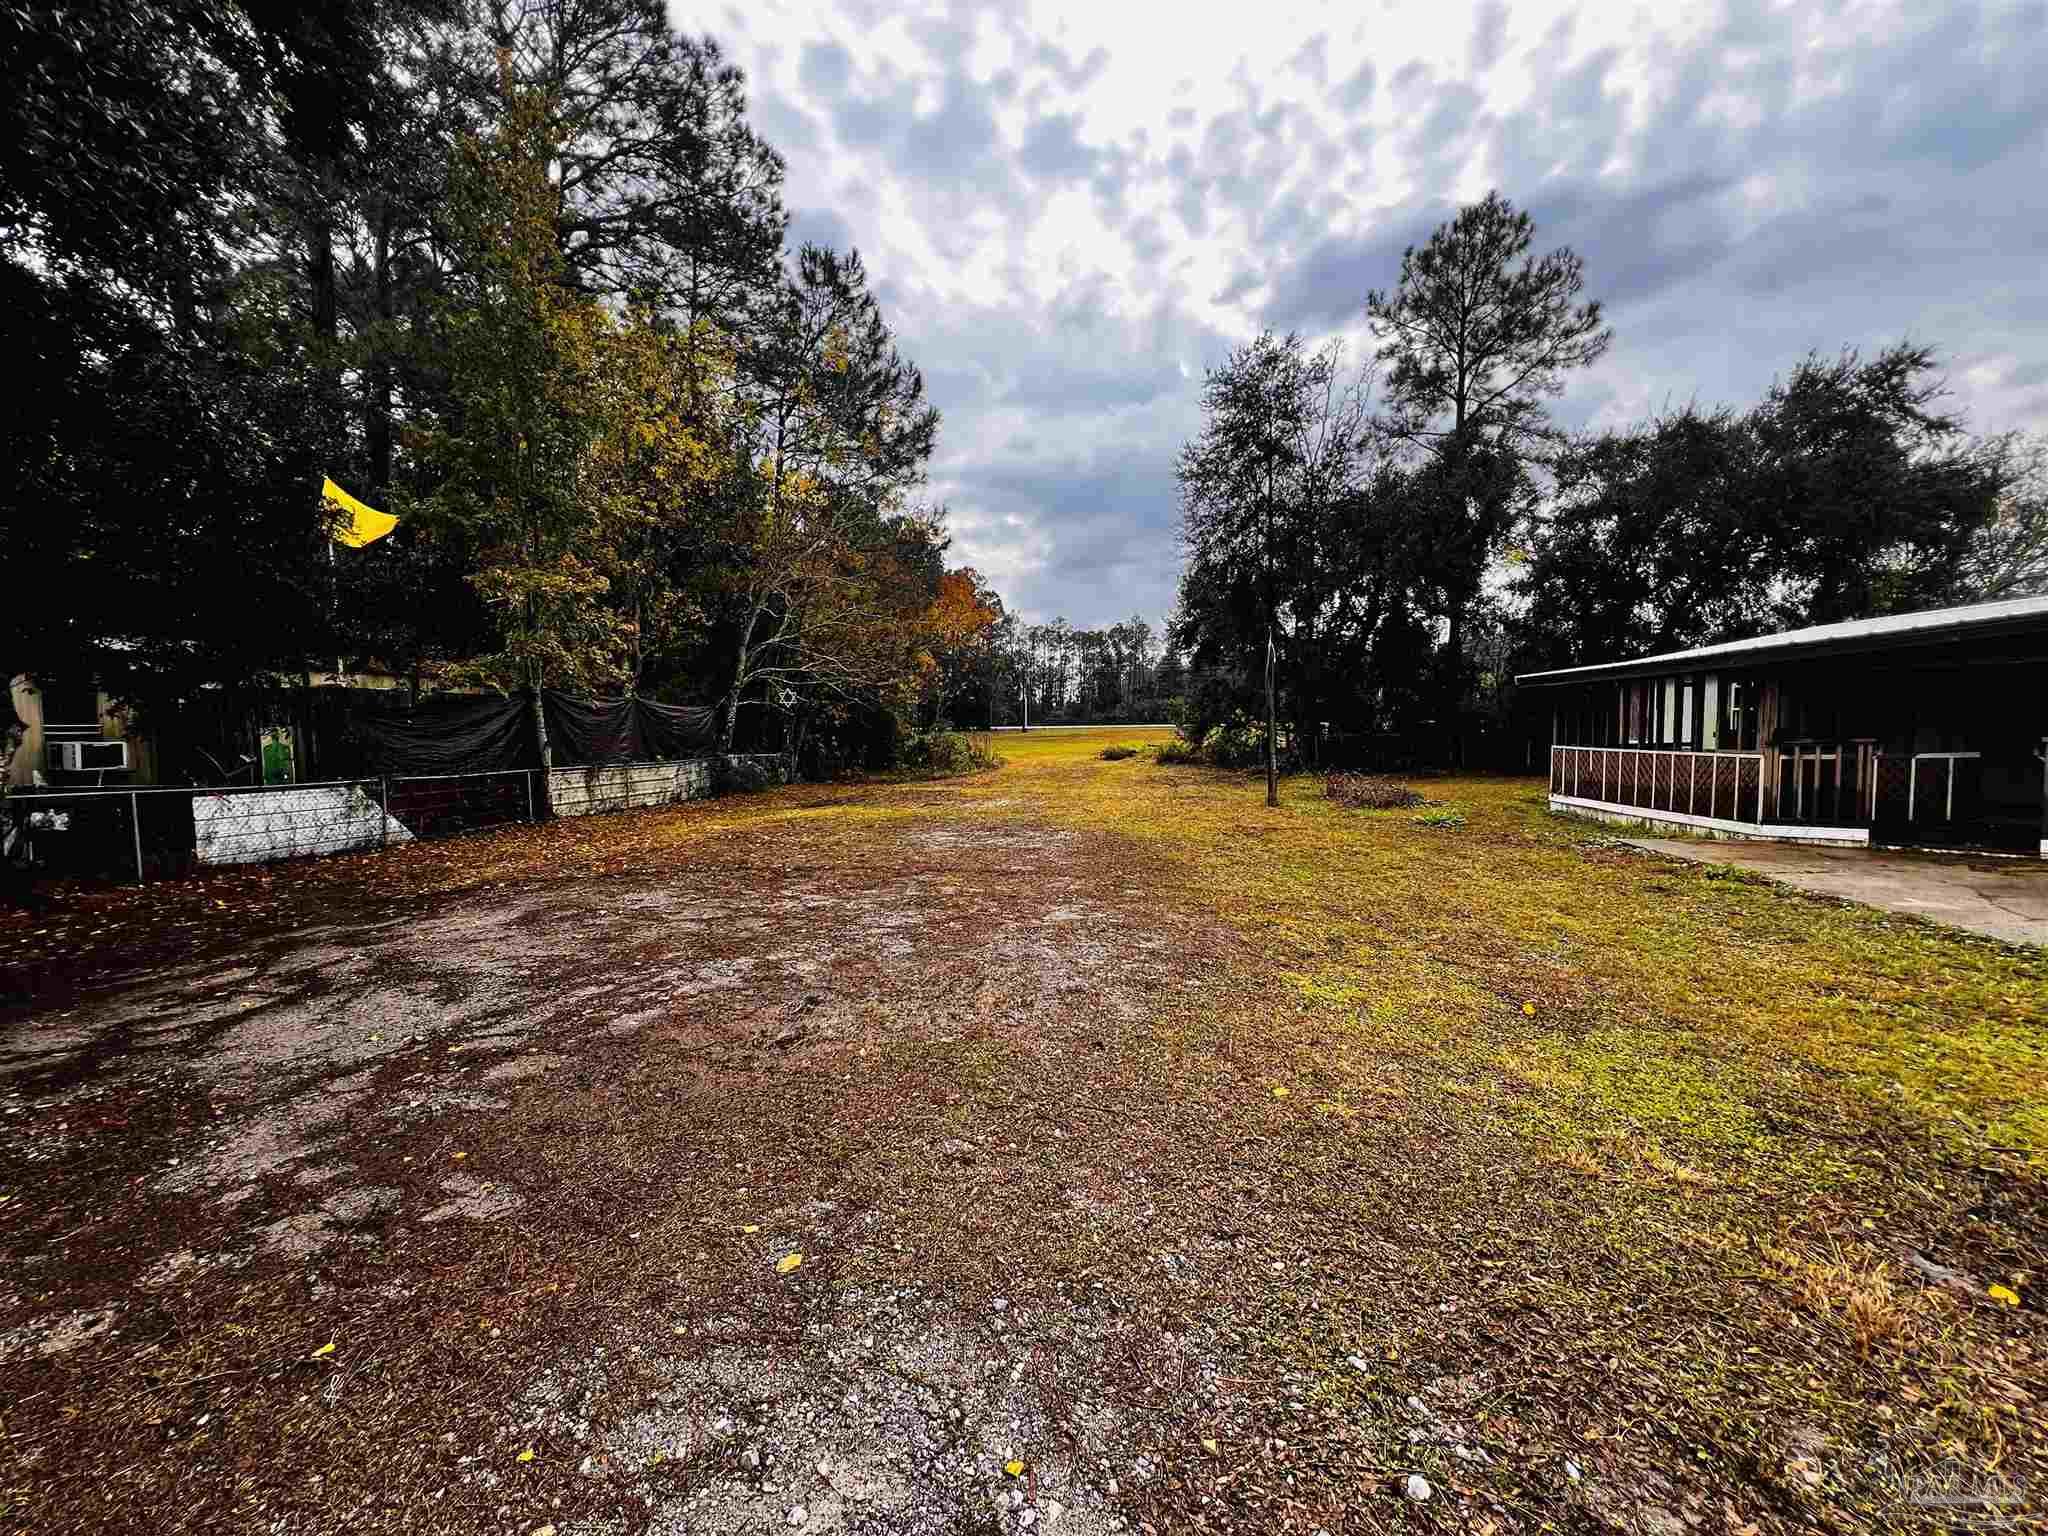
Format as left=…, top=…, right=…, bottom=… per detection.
left=1516, top=593, right=2048, bottom=687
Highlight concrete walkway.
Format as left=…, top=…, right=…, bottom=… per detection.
left=1624, top=838, right=2048, bottom=948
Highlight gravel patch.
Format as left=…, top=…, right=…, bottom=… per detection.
left=482, top=1287, right=1158, bottom=1535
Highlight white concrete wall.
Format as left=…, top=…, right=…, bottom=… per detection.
left=1549, top=794, right=1870, bottom=848
left=546, top=755, right=789, bottom=818
left=547, top=760, right=712, bottom=818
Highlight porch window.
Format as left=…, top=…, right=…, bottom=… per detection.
left=1721, top=678, right=1758, bottom=752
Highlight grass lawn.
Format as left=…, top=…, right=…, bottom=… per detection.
left=975, top=730, right=2048, bottom=1531
left=1, top=726, right=2042, bottom=1533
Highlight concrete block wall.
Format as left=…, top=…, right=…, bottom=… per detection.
left=546, top=754, right=787, bottom=818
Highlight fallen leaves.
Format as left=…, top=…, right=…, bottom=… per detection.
left=10, top=731, right=2047, bottom=1536
left=309, top=1342, right=335, bottom=1360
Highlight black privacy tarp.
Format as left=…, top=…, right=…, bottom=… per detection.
left=637, top=696, right=721, bottom=759
left=542, top=693, right=719, bottom=766
left=344, top=689, right=721, bottom=776
left=352, top=692, right=537, bottom=775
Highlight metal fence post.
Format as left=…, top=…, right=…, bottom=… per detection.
left=525, top=770, right=535, bottom=823
left=380, top=776, right=390, bottom=850
left=131, top=791, right=145, bottom=885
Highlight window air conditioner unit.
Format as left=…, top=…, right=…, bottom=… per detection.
left=48, top=739, right=131, bottom=772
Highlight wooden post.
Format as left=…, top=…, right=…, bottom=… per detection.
left=1757, top=680, right=1780, bottom=822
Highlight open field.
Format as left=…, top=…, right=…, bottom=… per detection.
left=2, top=727, right=2044, bottom=1535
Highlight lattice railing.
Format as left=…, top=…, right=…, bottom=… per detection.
left=1551, top=746, right=1765, bottom=824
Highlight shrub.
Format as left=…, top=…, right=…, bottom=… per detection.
left=1415, top=808, right=1466, bottom=829
left=1202, top=712, right=1270, bottom=769
left=1326, top=773, right=1423, bottom=811
left=1149, top=714, right=1293, bottom=770
left=898, top=729, right=1004, bottom=777
left=713, top=754, right=786, bottom=794
left=1100, top=744, right=1140, bottom=761
left=1176, top=668, right=1250, bottom=745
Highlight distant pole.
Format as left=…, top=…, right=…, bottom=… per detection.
left=1265, top=625, right=1278, bottom=808
left=131, top=792, right=145, bottom=883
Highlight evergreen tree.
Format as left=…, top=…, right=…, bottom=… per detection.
left=1366, top=191, right=1609, bottom=710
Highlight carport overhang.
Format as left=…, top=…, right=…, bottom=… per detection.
left=1516, top=595, right=2048, bottom=689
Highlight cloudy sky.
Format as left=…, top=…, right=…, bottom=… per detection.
left=701, top=0, right=2048, bottom=630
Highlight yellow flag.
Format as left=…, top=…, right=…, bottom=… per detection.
left=323, top=477, right=398, bottom=547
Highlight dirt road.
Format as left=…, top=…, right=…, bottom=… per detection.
left=2, top=744, right=1262, bottom=1534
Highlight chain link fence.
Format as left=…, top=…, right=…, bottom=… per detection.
left=3, top=755, right=790, bottom=887
left=1, top=774, right=529, bottom=885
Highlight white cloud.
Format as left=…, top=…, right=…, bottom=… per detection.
left=689, top=0, right=2048, bottom=626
